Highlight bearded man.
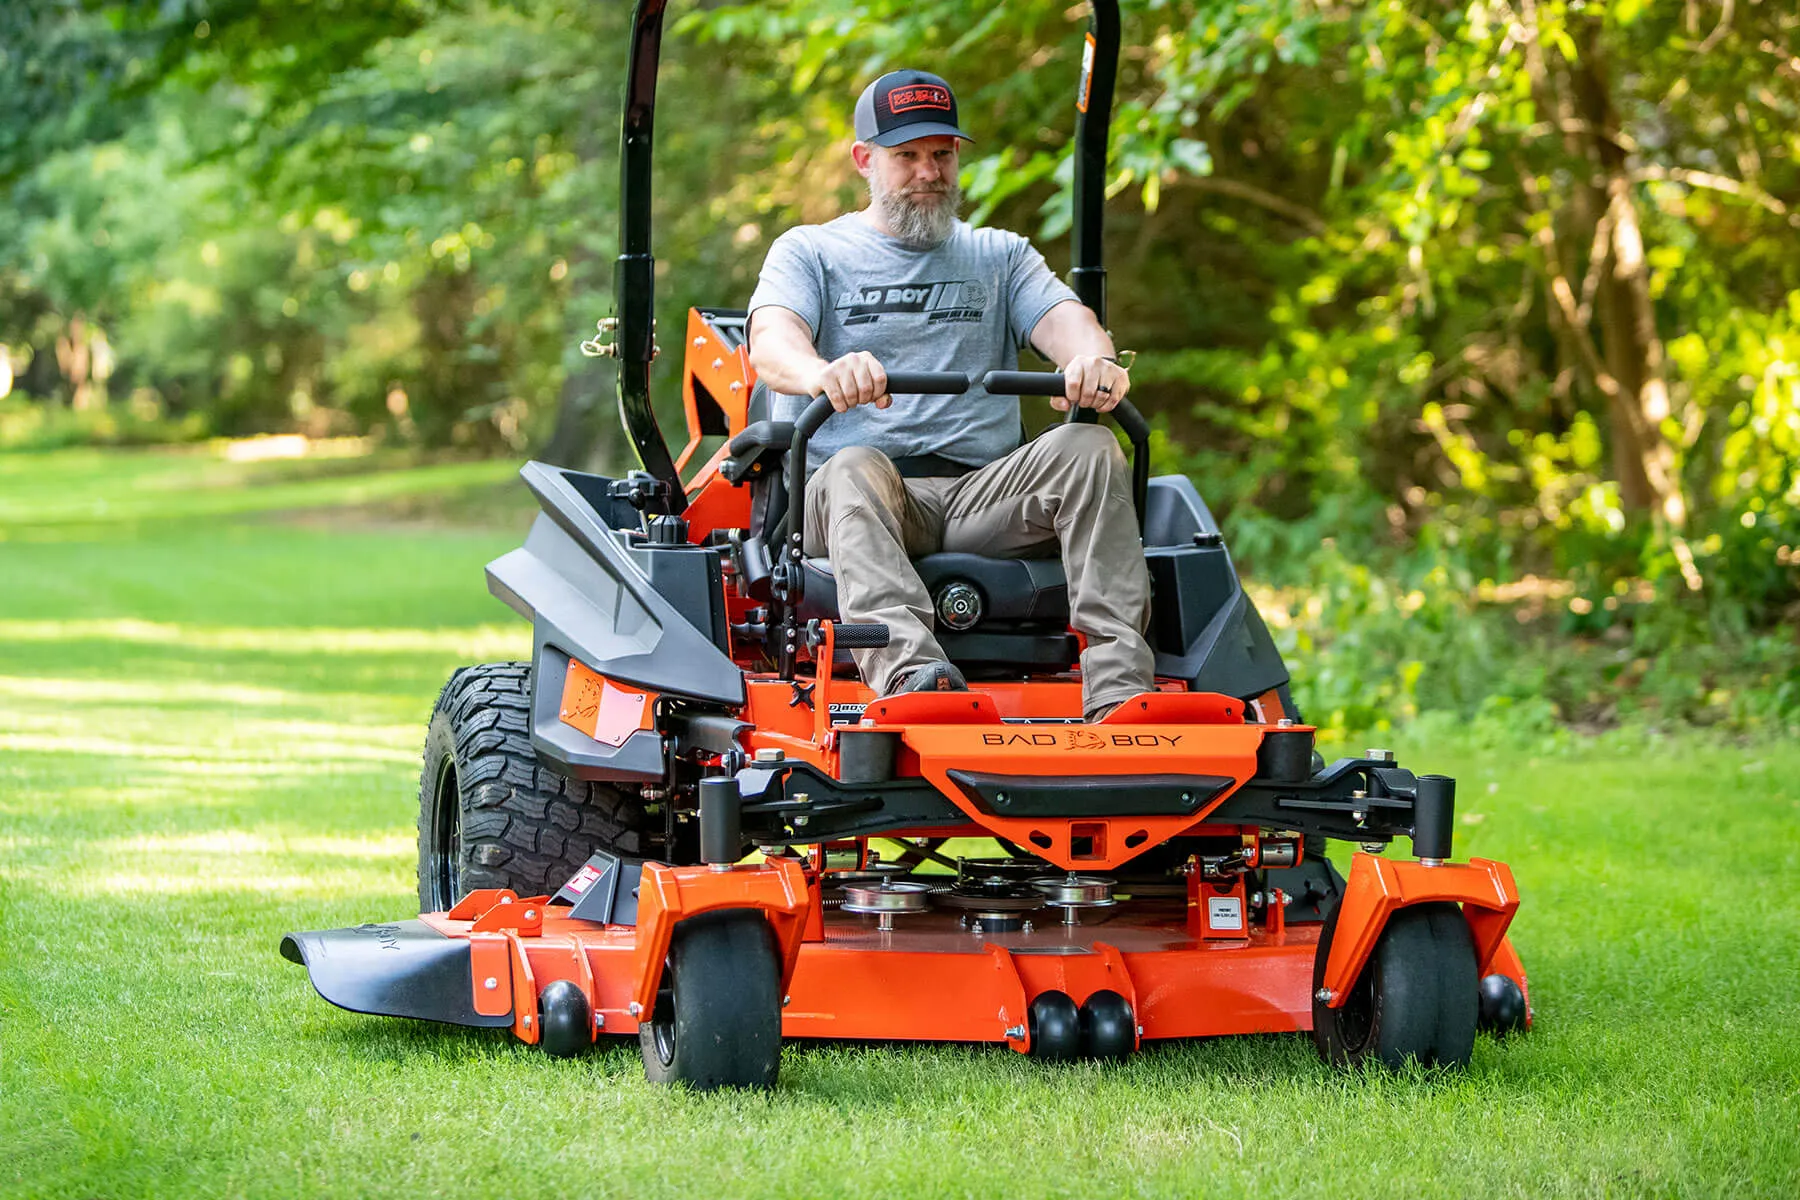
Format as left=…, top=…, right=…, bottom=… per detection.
left=746, top=70, right=1154, bottom=721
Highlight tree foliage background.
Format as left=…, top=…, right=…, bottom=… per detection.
left=4, top=0, right=1797, bottom=730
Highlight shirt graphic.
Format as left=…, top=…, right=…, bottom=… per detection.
left=835, top=279, right=989, bottom=326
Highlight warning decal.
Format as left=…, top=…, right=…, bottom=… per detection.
left=1207, top=896, right=1244, bottom=931
left=1078, top=32, right=1096, bottom=113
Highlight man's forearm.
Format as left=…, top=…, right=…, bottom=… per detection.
left=749, top=307, right=894, bottom=411
left=750, top=344, right=831, bottom=397
left=1027, top=298, right=1129, bottom=412
left=747, top=311, right=830, bottom=395
left=1030, top=299, right=1117, bottom=367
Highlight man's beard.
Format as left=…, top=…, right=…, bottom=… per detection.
left=869, top=172, right=962, bottom=249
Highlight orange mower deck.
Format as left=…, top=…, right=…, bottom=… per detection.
left=287, top=844, right=1528, bottom=1059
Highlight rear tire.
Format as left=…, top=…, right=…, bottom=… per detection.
left=1312, top=901, right=1478, bottom=1070
left=418, top=662, right=651, bottom=912
left=640, top=910, right=782, bottom=1090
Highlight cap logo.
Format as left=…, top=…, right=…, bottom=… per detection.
left=886, top=84, right=952, bottom=115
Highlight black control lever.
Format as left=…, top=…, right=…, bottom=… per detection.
left=784, top=372, right=973, bottom=598
left=773, top=372, right=969, bottom=681
left=804, top=619, right=892, bottom=649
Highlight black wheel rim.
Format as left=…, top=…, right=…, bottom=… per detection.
left=430, top=754, right=463, bottom=911
left=649, top=967, right=677, bottom=1067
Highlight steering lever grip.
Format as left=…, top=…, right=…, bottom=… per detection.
left=877, top=371, right=971, bottom=396
left=981, top=370, right=1068, bottom=397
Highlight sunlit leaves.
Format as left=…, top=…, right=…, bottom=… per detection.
left=4, top=0, right=1798, bottom=630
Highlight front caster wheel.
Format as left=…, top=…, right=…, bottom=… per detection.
left=1079, top=989, right=1136, bottom=1060
left=1478, top=972, right=1527, bottom=1034
left=1312, top=900, right=1478, bottom=1070
left=640, top=910, right=782, bottom=1090
left=538, top=980, right=594, bottom=1058
left=1028, top=991, right=1080, bottom=1061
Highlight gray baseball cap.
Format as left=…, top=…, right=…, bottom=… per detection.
left=854, top=70, right=974, bottom=147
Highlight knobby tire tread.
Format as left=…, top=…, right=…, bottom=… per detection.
left=419, top=662, right=649, bottom=909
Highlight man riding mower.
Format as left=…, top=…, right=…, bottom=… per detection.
left=281, top=0, right=1531, bottom=1091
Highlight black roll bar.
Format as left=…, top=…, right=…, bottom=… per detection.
left=1070, top=0, right=1120, bottom=324
left=613, top=0, right=1123, bottom=509
left=617, top=0, right=683, bottom=511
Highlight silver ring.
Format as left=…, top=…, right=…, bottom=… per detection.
left=1096, top=384, right=1113, bottom=395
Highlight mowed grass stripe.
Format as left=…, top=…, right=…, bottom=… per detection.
left=2, top=446, right=1798, bottom=1198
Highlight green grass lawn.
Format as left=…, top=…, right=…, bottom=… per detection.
left=3, top=445, right=1798, bottom=1198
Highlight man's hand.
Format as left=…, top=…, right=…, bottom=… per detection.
left=748, top=307, right=892, bottom=411
left=805, top=350, right=891, bottom=413
left=1057, top=354, right=1130, bottom=413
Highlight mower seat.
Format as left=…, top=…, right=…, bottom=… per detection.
left=796, top=553, right=1080, bottom=670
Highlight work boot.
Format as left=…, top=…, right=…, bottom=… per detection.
left=889, top=661, right=967, bottom=695
left=1085, top=692, right=1153, bottom=723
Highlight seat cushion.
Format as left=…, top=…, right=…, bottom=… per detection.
left=798, top=553, right=1069, bottom=624
left=795, top=553, right=1076, bottom=670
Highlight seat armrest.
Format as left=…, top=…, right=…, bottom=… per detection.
left=722, top=419, right=795, bottom=485
left=727, top=420, right=795, bottom=458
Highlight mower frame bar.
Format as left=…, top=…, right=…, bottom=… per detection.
left=618, top=0, right=679, bottom=508
left=615, top=0, right=1124, bottom=509
left=1071, top=0, right=1120, bottom=321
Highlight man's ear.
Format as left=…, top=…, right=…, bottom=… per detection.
left=851, top=141, right=875, bottom=177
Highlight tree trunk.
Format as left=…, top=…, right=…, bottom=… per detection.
left=412, top=265, right=502, bottom=445
left=1569, top=19, right=1685, bottom=526
left=55, top=313, right=94, bottom=411
left=538, top=229, right=613, bottom=467
left=539, top=343, right=610, bottom=470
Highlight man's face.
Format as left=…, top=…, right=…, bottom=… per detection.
left=857, top=135, right=962, bottom=248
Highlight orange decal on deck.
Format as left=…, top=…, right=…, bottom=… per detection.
left=558, top=661, right=655, bottom=746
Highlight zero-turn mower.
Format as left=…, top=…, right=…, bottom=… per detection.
left=281, top=0, right=1531, bottom=1089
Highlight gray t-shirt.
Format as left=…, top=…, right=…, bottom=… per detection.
left=746, top=214, right=1079, bottom=468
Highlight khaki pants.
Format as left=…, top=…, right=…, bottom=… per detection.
left=803, top=422, right=1155, bottom=719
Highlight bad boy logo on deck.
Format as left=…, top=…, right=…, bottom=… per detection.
left=836, top=279, right=989, bottom=326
